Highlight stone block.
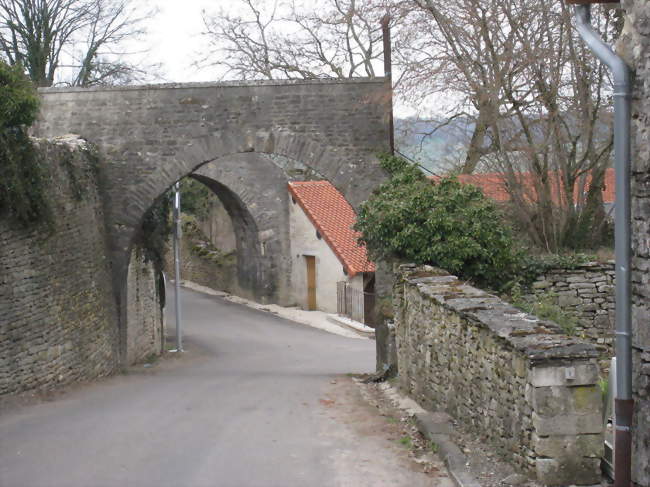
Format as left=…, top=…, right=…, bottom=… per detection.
left=569, top=282, right=596, bottom=289
left=512, top=356, right=528, bottom=378
left=529, top=363, right=599, bottom=387
left=535, top=457, right=601, bottom=486
left=594, top=314, right=612, bottom=328
left=532, top=386, right=602, bottom=416
left=532, top=433, right=603, bottom=458
left=580, top=303, right=599, bottom=312
left=558, top=294, right=581, bottom=307
left=567, top=276, right=588, bottom=283
left=532, top=411, right=602, bottom=435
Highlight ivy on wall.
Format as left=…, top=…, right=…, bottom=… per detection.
left=139, top=192, right=173, bottom=270
left=0, top=61, right=51, bottom=228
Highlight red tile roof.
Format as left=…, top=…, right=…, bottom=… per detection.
left=431, top=168, right=615, bottom=205
left=288, top=181, right=375, bottom=277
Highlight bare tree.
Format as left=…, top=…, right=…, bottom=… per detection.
left=402, top=0, right=617, bottom=251
left=198, top=0, right=405, bottom=80
left=0, top=0, right=156, bottom=87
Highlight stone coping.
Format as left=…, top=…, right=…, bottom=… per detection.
left=38, top=77, right=388, bottom=94
left=399, top=265, right=600, bottom=364
left=537, top=260, right=615, bottom=270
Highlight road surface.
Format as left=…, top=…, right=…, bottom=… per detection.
left=0, top=287, right=444, bottom=487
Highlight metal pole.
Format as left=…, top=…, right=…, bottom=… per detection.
left=573, top=6, right=633, bottom=486
left=173, top=182, right=183, bottom=352
left=381, top=14, right=395, bottom=155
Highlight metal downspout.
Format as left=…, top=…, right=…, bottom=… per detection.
left=573, top=5, right=633, bottom=486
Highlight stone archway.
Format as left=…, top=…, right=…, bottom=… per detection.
left=34, top=79, right=391, bottom=362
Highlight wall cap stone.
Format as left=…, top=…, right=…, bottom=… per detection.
left=38, top=77, right=388, bottom=94
left=398, top=265, right=600, bottom=364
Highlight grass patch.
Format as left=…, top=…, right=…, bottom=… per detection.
left=598, top=377, right=609, bottom=403
left=507, top=283, right=579, bottom=335
left=398, top=436, right=413, bottom=448
left=142, top=353, right=160, bottom=366
left=429, top=441, right=439, bottom=454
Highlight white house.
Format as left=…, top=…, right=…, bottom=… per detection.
left=288, top=181, right=375, bottom=322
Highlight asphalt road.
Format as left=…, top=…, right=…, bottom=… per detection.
left=0, top=287, right=441, bottom=487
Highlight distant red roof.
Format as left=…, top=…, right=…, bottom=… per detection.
left=430, top=168, right=615, bottom=205
left=288, top=181, right=375, bottom=277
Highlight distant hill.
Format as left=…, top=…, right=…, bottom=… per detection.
left=394, top=117, right=472, bottom=174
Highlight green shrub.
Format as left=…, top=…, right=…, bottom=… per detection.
left=355, top=154, right=521, bottom=290
left=0, top=61, right=50, bottom=228
left=0, top=61, right=39, bottom=129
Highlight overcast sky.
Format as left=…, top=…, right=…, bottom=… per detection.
left=141, top=0, right=419, bottom=117
left=146, top=0, right=217, bottom=83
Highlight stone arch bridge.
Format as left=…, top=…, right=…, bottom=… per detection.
left=34, top=78, right=391, bottom=362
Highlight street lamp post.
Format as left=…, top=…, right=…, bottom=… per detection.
left=173, top=182, right=183, bottom=352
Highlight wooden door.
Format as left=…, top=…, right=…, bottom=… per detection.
left=306, top=256, right=317, bottom=311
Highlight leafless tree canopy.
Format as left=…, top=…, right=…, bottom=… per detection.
left=0, top=0, right=156, bottom=87
left=198, top=0, right=405, bottom=80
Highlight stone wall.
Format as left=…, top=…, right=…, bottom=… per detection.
left=620, top=1, right=650, bottom=484
left=394, top=265, right=603, bottom=486
left=529, top=262, right=615, bottom=360
left=126, top=249, right=164, bottom=365
left=164, top=219, right=241, bottom=299
left=0, top=138, right=119, bottom=394
left=0, top=137, right=165, bottom=395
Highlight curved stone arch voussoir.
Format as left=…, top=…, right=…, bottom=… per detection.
left=121, top=129, right=383, bottom=278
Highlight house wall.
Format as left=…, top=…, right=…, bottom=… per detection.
left=620, top=2, right=650, bottom=484
left=289, top=196, right=347, bottom=313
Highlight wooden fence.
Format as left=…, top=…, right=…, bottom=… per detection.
left=336, top=281, right=374, bottom=326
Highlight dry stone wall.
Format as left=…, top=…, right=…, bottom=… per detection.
left=0, top=138, right=165, bottom=395
left=620, top=1, right=650, bottom=484
left=394, top=265, right=603, bottom=486
left=0, top=138, right=119, bottom=394
left=528, top=262, right=615, bottom=360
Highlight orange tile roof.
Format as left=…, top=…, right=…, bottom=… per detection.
left=288, top=181, right=375, bottom=277
left=431, top=168, right=615, bottom=205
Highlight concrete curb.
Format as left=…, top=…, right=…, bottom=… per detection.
left=178, top=280, right=367, bottom=339
left=326, top=314, right=375, bottom=337
left=413, top=412, right=482, bottom=487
